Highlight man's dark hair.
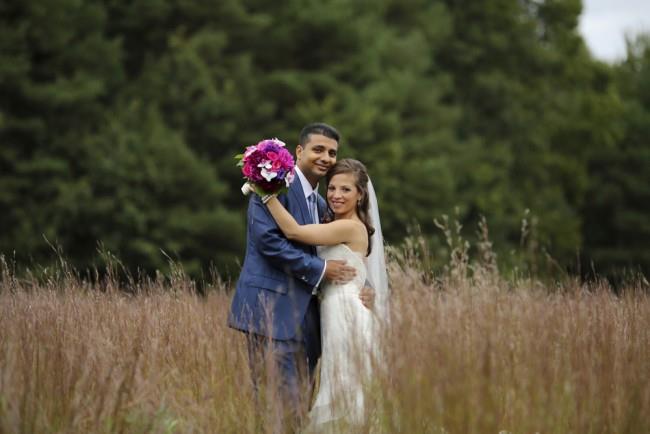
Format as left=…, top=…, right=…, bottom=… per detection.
left=299, top=122, right=340, bottom=146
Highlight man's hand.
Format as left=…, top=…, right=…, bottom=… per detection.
left=324, top=260, right=356, bottom=285
left=359, top=285, right=375, bottom=310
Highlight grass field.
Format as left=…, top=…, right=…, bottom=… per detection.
left=0, top=251, right=648, bottom=433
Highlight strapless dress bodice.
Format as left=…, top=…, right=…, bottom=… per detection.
left=317, top=244, right=367, bottom=296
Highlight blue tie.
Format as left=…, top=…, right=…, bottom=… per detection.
left=308, top=193, right=318, bottom=224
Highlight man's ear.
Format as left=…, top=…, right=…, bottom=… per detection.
left=296, top=144, right=303, bottom=161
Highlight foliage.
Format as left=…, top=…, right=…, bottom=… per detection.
left=581, top=34, right=650, bottom=278
left=0, top=0, right=648, bottom=278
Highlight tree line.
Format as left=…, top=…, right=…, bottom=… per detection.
left=1, top=0, right=648, bottom=279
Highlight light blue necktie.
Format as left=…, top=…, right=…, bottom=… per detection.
left=308, top=193, right=318, bottom=224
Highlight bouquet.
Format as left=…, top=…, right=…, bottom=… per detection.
left=236, top=138, right=295, bottom=199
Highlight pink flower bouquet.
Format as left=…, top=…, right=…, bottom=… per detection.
left=236, top=138, right=295, bottom=197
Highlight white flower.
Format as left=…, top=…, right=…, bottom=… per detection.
left=285, top=171, right=295, bottom=187
left=241, top=182, right=253, bottom=196
left=261, top=168, right=277, bottom=182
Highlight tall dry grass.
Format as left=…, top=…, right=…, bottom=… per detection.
left=0, top=248, right=648, bottom=433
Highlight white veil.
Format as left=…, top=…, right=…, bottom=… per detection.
left=366, top=179, right=390, bottom=323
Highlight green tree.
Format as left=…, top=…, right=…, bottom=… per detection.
left=65, top=103, right=243, bottom=276
left=0, top=0, right=243, bottom=276
left=0, top=0, right=122, bottom=266
left=582, top=34, right=650, bottom=277
left=435, top=0, right=622, bottom=268
left=1, top=0, right=648, bottom=279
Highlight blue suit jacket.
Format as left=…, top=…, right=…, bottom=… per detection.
left=228, top=178, right=327, bottom=341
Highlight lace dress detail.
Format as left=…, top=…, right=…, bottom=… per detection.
left=308, top=244, right=375, bottom=430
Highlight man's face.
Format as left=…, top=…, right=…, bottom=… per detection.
left=296, top=134, right=338, bottom=186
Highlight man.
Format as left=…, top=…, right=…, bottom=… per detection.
left=228, top=122, right=373, bottom=428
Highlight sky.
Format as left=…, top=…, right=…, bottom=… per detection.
left=579, top=0, right=650, bottom=62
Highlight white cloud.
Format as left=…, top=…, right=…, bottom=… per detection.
left=579, top=0, right=650, bottom=61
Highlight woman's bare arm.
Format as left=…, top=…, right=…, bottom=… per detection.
left=266, top=196, right=361, bottom=246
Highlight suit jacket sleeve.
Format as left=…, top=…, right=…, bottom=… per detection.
left=249, top=194, right=325, bottom=289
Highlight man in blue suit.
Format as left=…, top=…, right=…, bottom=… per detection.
left=229, top=123, right=369, bottom=428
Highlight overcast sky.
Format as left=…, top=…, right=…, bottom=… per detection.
left=579, top=0, right=650, bottom=62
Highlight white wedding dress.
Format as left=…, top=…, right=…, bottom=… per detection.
left=308, top=244, right=377, bottom=430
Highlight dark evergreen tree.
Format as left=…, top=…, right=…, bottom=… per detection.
left=582, top=34, right=650, bottom=278
left=0, top=0, right=243, bottom=276
left=0, top=0, right=122, bottom=267
left=1, top=0, right=648, bottom=278
left=436, top=0, right=622, bottom=268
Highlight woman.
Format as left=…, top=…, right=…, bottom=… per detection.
left=263, top=159, right=388, bottom=429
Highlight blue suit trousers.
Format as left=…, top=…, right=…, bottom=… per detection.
left=246, top=295, right=320, bottom=426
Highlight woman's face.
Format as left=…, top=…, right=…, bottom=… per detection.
left=327, top=172, right=361, bottom=217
